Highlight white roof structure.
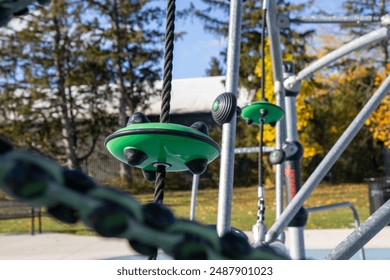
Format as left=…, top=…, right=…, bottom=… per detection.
left=145, top=76, right=254, bottom=115
left=0, top=76, right=254, bottom=123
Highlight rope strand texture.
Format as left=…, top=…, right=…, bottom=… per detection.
left=160, top=0, right=176, bottom=124
left=0, top=146, right=288, bottom=260
left=151, top=0, right=176, bottom=259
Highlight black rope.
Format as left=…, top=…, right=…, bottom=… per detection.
left=153, top=165, right=166, bottom=204
left=160, top=0, right=176, bottom=124
left=149, top=0, right=176, bottom=260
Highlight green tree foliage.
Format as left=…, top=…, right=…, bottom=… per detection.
left=0, top=0, right=165, bottom=175
left=301, top=64, right=384, bottom=182
left=192, top=0, right=315, bottom=89
left=0, top=1, right=109, bottom=169
left=206, top=56, right=224, bottom=76
left=196, top=1, right=388, bottom=183
left=298, top=0, right=390, bottom=181
left=83, top=0, right=165, bottom=180
left=335, top=0, right=389, bottom=67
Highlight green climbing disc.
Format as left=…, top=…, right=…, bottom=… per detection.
left=241, top=100, right=284, bottom=125
left=105, top=123, right=220, bottom=173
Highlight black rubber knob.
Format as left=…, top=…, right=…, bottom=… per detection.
left=185, top=158, right=208, bottom=175
left=190, top=121, right=209, bottom=135
left=211, top=92, right=237, bottom=126
left=142, top=170, right=156, bottom=182
left=124, top=148, right=148, bottom=167
left=269, top=149, right=285, bottom=165
left=127, top=112, right=151, bottom=125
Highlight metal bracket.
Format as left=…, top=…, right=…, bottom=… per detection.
left=277, top=14, right=290, bottom=29
left=283, top=141, right=298, bottom=158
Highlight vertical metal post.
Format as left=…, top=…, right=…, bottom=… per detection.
left=266, top=0, right=287, bottom=229
left=216, top=0, right=243, bottom=236
left=266, top=75, right=390, bottom=244
left=284, top=94, right=307, bottom=260
left=190, top=174, right=200, bottom=221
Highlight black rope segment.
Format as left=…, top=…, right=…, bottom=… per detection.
left=160, top=0, right=176, bottom=124
left=153, top=165, right=166, bottom=204
left=149, top=0, right=176, bottom=260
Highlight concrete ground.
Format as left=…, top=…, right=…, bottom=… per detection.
left=1, top=227, right=389, bottom=260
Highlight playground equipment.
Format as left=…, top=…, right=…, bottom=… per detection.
left=0, top=0, right=389, bottom=260
left=201, top=0, right=390, bottom=260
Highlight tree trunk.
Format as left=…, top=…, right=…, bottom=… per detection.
left=384, top=146, right=390, bottom=177
left=53, top=16, right=79, bottom=169
left=113, top=0, right=131, bottom=181
left=380, top=0, right=389, bottom=68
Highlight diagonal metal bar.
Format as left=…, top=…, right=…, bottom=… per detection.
left=325, top=199, right=390, bottom=260
left=285, top=27, right=390, bottom=91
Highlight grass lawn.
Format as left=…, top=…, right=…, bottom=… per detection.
left=0, top=183, right=371, bottom=235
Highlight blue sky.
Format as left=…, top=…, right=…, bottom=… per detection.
left=170, top=0, right=343, bottom=79
left=172, top=18, right=226, bottom=79
left=170, top=1, right=226, bottom=79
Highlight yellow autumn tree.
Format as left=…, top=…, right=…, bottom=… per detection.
left=365, top=64, right=390, bottom=148
left=251, top=34, right=386, bottom=181
left=253, top=39, right=321, bottom=159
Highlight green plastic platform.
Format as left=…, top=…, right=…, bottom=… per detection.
left=105, top=123, right=220, bottom=173
left=241, top=100, right=284, bottom=125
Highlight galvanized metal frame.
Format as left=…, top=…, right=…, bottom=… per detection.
left=216, top=0, right=243, bottom=236
left=216, top=0, right=390, bottom=260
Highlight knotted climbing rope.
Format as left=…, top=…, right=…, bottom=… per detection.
left=0, top=137, right=288, bottom=260
left=148, top=0, right=176, bottom=260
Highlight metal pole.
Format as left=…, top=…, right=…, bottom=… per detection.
left=284, top=94, right=307, bottom=260
left=216, top=0, right=243, bottom=236
left=265, top=75, right=390, bottom=243
left=267, top=0, right=287, bottom=222
left=326, top=199, right=390, bottom=260
left=290, top=15, right=382, bottom=24
left=306, top=202, right=366, bottom=260
left=284, top=27, right=390, bottom=90
left=234, top=146, right=275, bottom=154
left=190, top=174, right=199, bottom=221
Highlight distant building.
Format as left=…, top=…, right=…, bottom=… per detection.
left=145, top=75, right=252, bottom=125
